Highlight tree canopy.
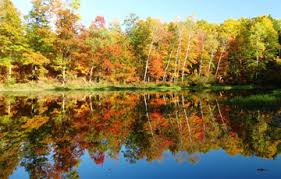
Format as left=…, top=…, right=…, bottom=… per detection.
left=0, top=0, right=281, bottom=86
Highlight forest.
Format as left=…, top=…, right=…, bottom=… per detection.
left=1, top=0, right=281, bottom=88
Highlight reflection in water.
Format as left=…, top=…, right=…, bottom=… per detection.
left=0, top=91, right=281, bottom=178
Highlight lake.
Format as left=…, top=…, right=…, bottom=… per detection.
left=1, top=90, right=281, bottom=179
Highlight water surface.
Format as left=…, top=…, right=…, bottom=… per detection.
left=1, top=91, right=281, bottom=179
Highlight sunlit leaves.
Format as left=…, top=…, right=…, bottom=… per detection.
left=1, top=0, right=281, bottom=85
left=21, top=116, right=49, bottom=130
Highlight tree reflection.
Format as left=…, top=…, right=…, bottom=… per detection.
left=0, top=92, right=281, bottom=178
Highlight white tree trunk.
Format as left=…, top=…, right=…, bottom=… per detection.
left=256, top=55, right=259, bottom=80
left=181, top=33, right=192, bottom=82
left=144, top=36, right=155, bottom=82
left=173, top=29, right=182, bottom=83
left=163, top=45, right=174, bottom=82
left=199, top=36, right=205, bottom=77
left=207, top=49, right=214, bottom=77
left=89, top=66, right=94, bottom=82
left=215, top=45, right=225, bottom=78
left=8, top=66, right=12, bottom=81
left=62, top=66, right=66, bottom=86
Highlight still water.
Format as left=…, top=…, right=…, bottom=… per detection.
left=1, top=91, right=281, bottom=179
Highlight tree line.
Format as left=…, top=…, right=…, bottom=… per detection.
left=1, top=0, right=281, bottom=85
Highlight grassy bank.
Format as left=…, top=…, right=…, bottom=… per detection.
left=0, top=81, right=266, bottom=92
left=228, top=90, right=281, bottom=109
left=185, top=84, right=255, bottom=91
left=53, top=83, right=182, bottom=92
left=0, top=81, right=182, bottom=92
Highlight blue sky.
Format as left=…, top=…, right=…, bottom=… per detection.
left=12, top=0, right=281, bottom=26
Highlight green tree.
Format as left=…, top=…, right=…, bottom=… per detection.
left=0, top=0, right=26, bottom=81
left=25, top=0, right=55, bottom=58
left=23, top=0, right=54, bottom=81
left=249, top=16, right=278, bottom=80
left=230, top=16, right=279, bottom=83
left=215, top=19, right=240, bottom=81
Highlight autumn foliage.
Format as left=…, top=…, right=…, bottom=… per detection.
left=1, top=0, right=281, bottom=86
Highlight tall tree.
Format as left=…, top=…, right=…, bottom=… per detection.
left=215, top=19, right=240, bottom=80
left=248, top=16, right=279, bottom=81
left=0, top=0, right=26, bottom=81
left=52, top=0, right=80, bottom=85
left=23, top=0, right=54, bottom=81
left=25, top=0, right=54, bottom=57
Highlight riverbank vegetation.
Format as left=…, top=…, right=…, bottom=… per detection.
left=0, top=80, right=256, bottom=92
left=228, top=90, right=281, bottom=109
left=1, top=0, right=281, bottom=89
left=0, top=80, right=181, bottom=92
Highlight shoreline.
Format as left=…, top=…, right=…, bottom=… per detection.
left=0, top=82, right=269, bottom=92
